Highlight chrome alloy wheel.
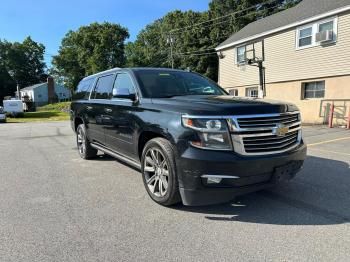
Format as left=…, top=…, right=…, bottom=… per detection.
left=77, top=127, right=86, bottom=155
left=143, top=148, right=169, bottom=197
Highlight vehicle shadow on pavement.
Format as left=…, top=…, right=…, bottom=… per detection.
left=173, top=156, right=350, bottom=226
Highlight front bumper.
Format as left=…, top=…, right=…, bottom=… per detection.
left=176, top=142, right=307, bottom=206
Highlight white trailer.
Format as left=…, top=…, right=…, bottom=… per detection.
left=3, top=99, right=24, bottom=116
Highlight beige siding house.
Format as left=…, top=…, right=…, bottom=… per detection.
left=216, top=0, right=350, bottom=125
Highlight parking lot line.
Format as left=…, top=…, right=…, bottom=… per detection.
left=307, top=136, right=350, bottom=147
left=308, top=148, right=350, bottom=157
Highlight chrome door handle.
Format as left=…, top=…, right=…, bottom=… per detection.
left=104, top=108, right=112, bottom=113
left=86, top=106, right=93, bottom=110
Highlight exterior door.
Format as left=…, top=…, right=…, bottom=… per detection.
left=86, top=74, right=115, bottom=145
left=104, top=73, right=138, bottom=159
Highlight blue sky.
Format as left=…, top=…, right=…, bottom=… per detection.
left=0, top=0, right=210, bottom=67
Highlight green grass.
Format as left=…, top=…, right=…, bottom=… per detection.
left=37, top=102, right=71, bottom=112
left=7, top=111, right=69, bottom=123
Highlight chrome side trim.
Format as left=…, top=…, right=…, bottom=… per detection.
left=91, top=143, right=141, bottom=170
left=201, top=175, right=240, bottom=179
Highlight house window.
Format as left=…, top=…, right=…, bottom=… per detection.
left=236, top=46, right=246, bottom=64
left=298, top=26, right=313, bottom=47
left=246, top=87, right=259, bottom=98
left=296, top=17, right=337, bottom=49
left=303, top=81, right=325, bottom=99
left=229, top=89, right=238, bottom=96
left=319, top=21, right=334, bottom=33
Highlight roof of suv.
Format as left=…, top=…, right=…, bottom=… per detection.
left=82, top=67, right=188, bottom=81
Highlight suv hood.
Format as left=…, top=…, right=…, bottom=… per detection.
left=151, top=95, right=298, bottom=116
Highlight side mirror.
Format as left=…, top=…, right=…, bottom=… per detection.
left=112, top=88, right=136, bottom=100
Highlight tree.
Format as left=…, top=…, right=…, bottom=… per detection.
left=0, top=37, right=46, bottom=103
left=52, top=22, right=129, bottom=90
left=126, top=10, right=219, bottom=80
left=126, top=0, right=302, bottom=82
left=208, top=0, right=302, bottom=47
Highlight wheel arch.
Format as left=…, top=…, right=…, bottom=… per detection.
left=137, top=129, right=176, bottom=160
left=74, top=116, right=85, bottom=132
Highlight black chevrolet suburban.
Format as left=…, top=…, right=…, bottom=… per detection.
left=70, top=67, right=307, bottom=206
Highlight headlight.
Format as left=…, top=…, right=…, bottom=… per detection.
left=182, top=116, right=232, bottom=150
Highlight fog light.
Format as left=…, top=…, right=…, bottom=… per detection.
left=207, top=177, right=222, bottom=184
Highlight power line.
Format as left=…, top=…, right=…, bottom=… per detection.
left=164, top=2, right=280, bottom=62
left=174, top=49, right=216, bottom=56
left=168, top=7, right=253, bottom=34
left=146, top=54, right=169, bottom=67
left=176, top=52, right=218, bottom=57
left=163, top=3, right=280, bottom=50
left=168, top=0, right=279, bottom=34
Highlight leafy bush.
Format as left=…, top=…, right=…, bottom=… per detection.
left=37, top=102, right=71, bottom=112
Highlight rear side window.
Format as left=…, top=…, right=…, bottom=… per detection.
left=113, top=73, right=136, bottom=95
left=73, top=78, right=95, bottom=100
left=91, top=74, right=115, bottom=99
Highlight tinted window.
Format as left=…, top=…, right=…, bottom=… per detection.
left=113, top=73, right=135, bottom=94
left=73, top=78, right=94, bottom=100
left=91, top=74, right=115, bottom=99
left=134, top=70, right=226, bottom=98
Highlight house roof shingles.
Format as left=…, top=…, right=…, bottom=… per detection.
left=216, top=0, right=350, bottom=50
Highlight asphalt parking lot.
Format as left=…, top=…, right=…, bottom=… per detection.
left=0, top=122, right=349, bottom=262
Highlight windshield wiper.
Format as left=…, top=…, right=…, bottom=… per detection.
left=157, top=94, right=190, bottom=98
left=156, top=93, right=217, bottom=98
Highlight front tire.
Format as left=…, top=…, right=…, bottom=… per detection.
left=141, top=138, right=181, bottom=206
left=76, top=124, right=98, bottom=159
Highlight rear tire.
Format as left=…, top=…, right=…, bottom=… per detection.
left=76, top=124, right=98, bottom=159
left=141, top=138, right=181, bottom=206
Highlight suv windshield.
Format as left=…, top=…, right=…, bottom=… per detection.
left=134, top=70, right=227, bottom=98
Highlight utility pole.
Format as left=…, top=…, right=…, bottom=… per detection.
left=246, top=40, right=266, bottom=98
left=8, top=69, right=21, bottom=99
left=167, top=35, right=175, bottom=69
left=248, top=59, right=265, bottom=98
left=258, top=61, right=265, bottom=98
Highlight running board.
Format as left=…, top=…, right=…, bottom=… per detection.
left=91, top=143, right=141, bottom=170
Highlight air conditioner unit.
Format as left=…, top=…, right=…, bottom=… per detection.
left=316, top=30, right=333, bottom=43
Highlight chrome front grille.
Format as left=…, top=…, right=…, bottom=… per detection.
left=243, top=130, right=299, bottom=154
left=237, top=113, right=299, bottom=128
left=229, top=112, right=302, bottom=156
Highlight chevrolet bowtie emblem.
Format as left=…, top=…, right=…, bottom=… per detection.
left=273, top=124, right=289, bottom=137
